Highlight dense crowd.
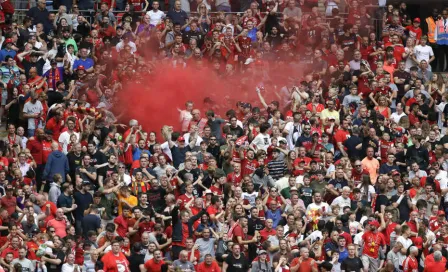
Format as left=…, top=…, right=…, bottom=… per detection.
left=0, top=0, right=447, bottom=271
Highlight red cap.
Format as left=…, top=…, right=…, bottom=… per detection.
left=391, top=170, right=400, bottom=176
left=438, top=210, right=445, bottom=216
left=414, top=18, right=421, bottom=23
left=369, top=220, right=380, bottom=228
left=77, top=65, right=86, bottom=71
left=177, top=136, right=185, bottom=142
left=4, top=38, right=13, bottom=44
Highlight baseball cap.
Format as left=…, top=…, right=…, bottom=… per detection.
left=50, top=59, right=57, bottom=64
left=82, top=180, right=91, bottom=186
left=290, top=186, right=298, bottom=192
left=413, top=18, right=421, bottom=23
left=369, top=220, right=380, bottom=228
left=4, top=38, right=13, bottom=44
left=391, top=170, right=400, bottom=176
left=77, top=65, right=86, bottom=71
left=205, top=189, right=213, bottom=195
left=177, top=136, right=185, bottom=142
left=44, top=129, right=53, bottom=135
left=279, top=139, right=287, bottom=144
left=438, top=210, right=445, bottom=216
left=258, top=250, right=267, bottom=255
left=242, top=103, right=252, bottom=109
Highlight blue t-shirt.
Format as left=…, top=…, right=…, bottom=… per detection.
left=73, top=58, right=94, bottom=70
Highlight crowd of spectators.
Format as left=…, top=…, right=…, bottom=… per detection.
left=0, top=0, right=447, bottom=271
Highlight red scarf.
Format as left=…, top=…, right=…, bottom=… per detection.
left=47, top=68, right=61, bottom=89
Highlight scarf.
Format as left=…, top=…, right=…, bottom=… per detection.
left=47, top=68, right=61, bottom=90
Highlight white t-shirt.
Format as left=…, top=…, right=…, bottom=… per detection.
left=357, top=184, right=376, bottom=202
left=59, top=131, right=80, bottom=154
left=349, top=221, right=362, bottom=236
left=390, top=112, right=407, bottom=124
left=396, top=236, right=413, bottom=265
left=147, top=9, right=165, bottom=25
left=331, top=196, right=351, bottom=214
left=251, top=133, right=271, bottom=151
left=283, top=121, right=301, bottom=150
left=414, top=45, right=434, bottom=63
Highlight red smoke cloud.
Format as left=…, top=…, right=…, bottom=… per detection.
left=117, top=62, right=303, bottom=133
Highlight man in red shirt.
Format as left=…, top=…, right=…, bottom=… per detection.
left=142, top=249, right=165, bottom=272
left=334, top=119, right=351, bottom=157
left=424, top=249, right=447, bottom=272
left=197, top=254, right=221, bottom=272
left=239, top=149, right=258, bottom=176
left=227, top=162, right=242, bottom=186
left=290, top=247, right=318, bottom=272
left=403, top=246, right=419, bottom=272
left=206, top=196, right=223, bottom=223
left=231, top=216, right=257, bottom=245
left=0, top=236, right=20, bottom=260
left=430, top=210, right=447, bottom=232
left=101, top=240, right=130, bottom=272
left=259, top=218, right=276, bottom=243
left=0, top=187, right=17, bottom=216
left=361, top=220, right=386, bottom=272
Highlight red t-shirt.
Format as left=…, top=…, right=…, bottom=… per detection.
left=45, top=117, right=64, bottom=141
left=178, top=194, right=195, bottom=210
left=114, top=216, right=129, bottom=238
left=403, top=256, right=418, bottom=272
left=197, top=261, right=221, bottom=272
left=40, top=201, right=57, bottom=217
left=227, top=172, right=242, bottom=186
left=0, top=196, right=16, bottom=216
left=144, top=259, right=165, bottom=272
left=0, top=247, right=19, bottom=258
left=232, top=224, right=244, bottom=243
left=290, top=257, right=318, bottom=272
left=259, top=228, right=276, bottom=243
left=382, top=222, right=398, bottom=246
left=241, top=158, right=258, bottom=176
left=362, top=231, right=386, bottom=258
left=101, top=251, right=130, bottom=272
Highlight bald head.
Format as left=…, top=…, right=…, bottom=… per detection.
left=51, top=142, right=59, bottom=151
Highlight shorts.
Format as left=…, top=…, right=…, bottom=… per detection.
left=361, top=255, right=379, bottom=272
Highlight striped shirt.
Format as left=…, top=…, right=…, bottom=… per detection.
left=267, top=159, right=287, bottom=180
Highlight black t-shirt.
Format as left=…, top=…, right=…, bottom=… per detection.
left=343, top=136, right=363, bottom=160
left=295, top=135, right=312, bottom=148
left=391, top=194, right=411, bottom=222
left=298, top=186, right=313, bottom=207
left=341, top=256, right=363, bottom=272
left=147, top=187, right=167, bottom=213
left=225, top=254, right=249, bottom=272
left=57, top=193, right=74, bottom=222
left=247, top=217, right=264, bottom=236
left=127, top=253, right=145, bottom=272
left=23, top=58, right=46, bottom=77
left=89, top=150, right=107, bottom=166
left=47, top=250, right=65, bottom=272
left=47, top=90, right=65, bottom=108
left=67, top=152, right=83, bottom=178
left=338, top=34, right=357, bottom=51
left=98, top=165, right=118, bottom=179
left=375, top=194, right=390, bottom=213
